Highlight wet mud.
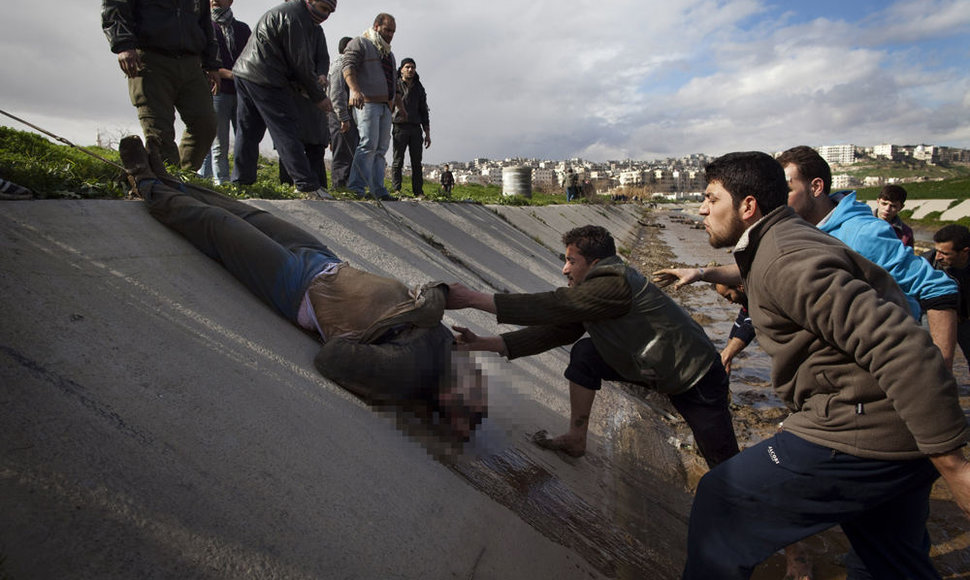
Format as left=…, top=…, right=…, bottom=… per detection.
left=438, top=205, right=969, bottom=579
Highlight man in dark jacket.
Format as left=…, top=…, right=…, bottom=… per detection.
left=102, top=0, right=221, bottom=170
left=230, top=0, right=336, bottom=200
left=682, top=151, right=970, bottom=579
left=446, top=225, right=739, bottom=468
left=119, top=134, right=485, bottom=441
left=391, top=58, right=431, bottom=196
left=198, top=0, right=250, bottom=185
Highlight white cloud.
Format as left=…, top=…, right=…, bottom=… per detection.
left=1, top=0, right=968, bottom=163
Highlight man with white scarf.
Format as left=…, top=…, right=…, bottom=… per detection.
left=342, top=13, right=402, bottom=201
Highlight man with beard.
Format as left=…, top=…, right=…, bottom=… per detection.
left=678, top=151, right=970, bottom=580
left=343, top=13, right=402, bottom=201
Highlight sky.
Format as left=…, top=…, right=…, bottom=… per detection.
left=2, top=0, right=970, bottom=164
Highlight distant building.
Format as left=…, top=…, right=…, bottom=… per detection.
left=874, top=143, right=900, bottom=160
left=818, top=144, right=856, bottom=166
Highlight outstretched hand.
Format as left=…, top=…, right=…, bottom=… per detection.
left=451, top=326, right=506, bottom=355
left=446, top=282, right=495, bottom=313
left=652, top=267, right=701, bottom=290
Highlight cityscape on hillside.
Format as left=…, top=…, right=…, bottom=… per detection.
left=412, top=143, right=970, bottom=200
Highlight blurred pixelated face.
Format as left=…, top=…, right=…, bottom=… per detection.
left=210, top=0, right=232, bottom=9
left=700, top=181, right=746, bottom=249
left=876, top=197, right=903, bottom=222
left=401, top=62, right=416, bottom=81
left=562, top=245, right=596, bottom=287
left=375, top=17, right=396, bottom=43
left=934, top=241, right=970, bottom=270
left=437, top=352, right=487, bottom=441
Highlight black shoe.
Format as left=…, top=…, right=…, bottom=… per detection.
left=118, top=136, right=155, bottom=195
left=377, top=194, right=398, bottom=202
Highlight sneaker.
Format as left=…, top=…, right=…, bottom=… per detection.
left=0, top=178, right=32, bottom=200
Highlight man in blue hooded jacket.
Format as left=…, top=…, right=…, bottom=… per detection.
left=655, top=145, right=959, bottom=369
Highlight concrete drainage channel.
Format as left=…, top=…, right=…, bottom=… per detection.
left=2, top=199, right=693, bottom=579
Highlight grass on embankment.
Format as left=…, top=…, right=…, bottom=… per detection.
left=0, top=126, right=572, bottom=206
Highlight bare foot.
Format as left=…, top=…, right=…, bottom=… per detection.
left=532, top=430, right=586, bottom=458
left=783, top=542, right=813, bottom=580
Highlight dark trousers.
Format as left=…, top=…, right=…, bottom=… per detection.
left=128, top=50, right=216, bottom=171
left=232, top=78, right=321, bottom=192
left=564, top=337, right=739, bottom=467
left=391, top=124, right=424, bottom=194
left=280, top=144, right=327, bottom=189
left=141, top=178, right=340, bottom=322
left=683, top=430, right=941, bottom=580
left=328, top=113, right=358, bottom=188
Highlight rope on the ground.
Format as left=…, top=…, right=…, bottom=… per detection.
left=0, top=107, right=127, bottom=172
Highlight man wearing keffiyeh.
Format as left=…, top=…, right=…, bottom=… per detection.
left=342, top=13, right=402, bottom=201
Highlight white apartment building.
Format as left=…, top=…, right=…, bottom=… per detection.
left=618, top=170, right=644, bottom=186
left=818, top=144, right=856, bottom=165
left=873, top=144, right=898, bottom=159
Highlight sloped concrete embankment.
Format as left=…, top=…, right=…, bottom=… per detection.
left=1, top=199, right=693, bottom=579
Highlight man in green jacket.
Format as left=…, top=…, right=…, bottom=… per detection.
left=447, top=225, right=738, bottom=467
left=102, top=0, right=220, bottom=170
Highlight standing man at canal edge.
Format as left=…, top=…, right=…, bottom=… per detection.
left=343, top=13, right=401, bottom=201
left=391, top=57, right=431, bottom=196
left=102, top=0, right=220, bottom=170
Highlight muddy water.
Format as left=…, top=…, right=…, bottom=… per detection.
left=436, top=205, right=969, bottom=579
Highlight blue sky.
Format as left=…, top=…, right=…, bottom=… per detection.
left=1, top=0, right=968, bottom=163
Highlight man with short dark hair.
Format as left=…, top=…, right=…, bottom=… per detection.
left=391, top=57, right=431, bottom=196
left=446, top=225, right=739, bottom=467
left=926, top=224, right=970, bottom=371
left=680, top=151, right=970, bottom=579
left=655, top=145, right=959, bottom=369
left=875, top=184, right=914, bottom=248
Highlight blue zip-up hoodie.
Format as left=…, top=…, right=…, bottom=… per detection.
left=817, top=191, right=958, bottom=318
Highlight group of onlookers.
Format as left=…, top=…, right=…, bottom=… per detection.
left=102, top=0, right=434, bottom=201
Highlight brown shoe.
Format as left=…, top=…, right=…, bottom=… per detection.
left=118, top=135, right=156, bottom=196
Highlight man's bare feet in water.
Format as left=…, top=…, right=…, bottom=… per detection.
left=532, top=430, right=586, bottom=458
left=783, top=542, right=813, bottom=580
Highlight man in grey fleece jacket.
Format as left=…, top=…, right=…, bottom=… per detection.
left=342, top=13, right=401, bottom=201
left=682, top=151, right=970, bottom=580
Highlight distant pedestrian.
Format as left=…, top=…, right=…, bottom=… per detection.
left=440, top=164, right=455, bottom=196
left=563, top=168, right=579, bottom=201
left=874, top=184, right=915, bottom=249
left=327, top=37, right=358, bottom=189
left=102, top=0, right=220, bottom=170
left=391, top=57, right=431, bottom=196
left=198, top=0, right=251, bottom=185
